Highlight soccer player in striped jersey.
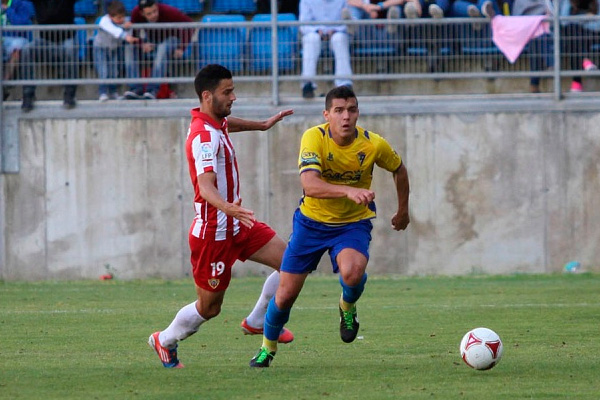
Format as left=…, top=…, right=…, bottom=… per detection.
left=250, top=85, right=410, bottom=367
left=148, top=64, right=294, bottom=368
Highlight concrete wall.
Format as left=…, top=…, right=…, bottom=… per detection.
left=1, top=98, right=599, bottom=280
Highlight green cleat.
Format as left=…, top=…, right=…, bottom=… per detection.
left=249, top=346, right=276, bottom=368
left=339, top=305, right=360, bottom=343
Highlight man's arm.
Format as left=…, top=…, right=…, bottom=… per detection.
left=300, top=170, right=375, bottom=206
left=197, top=171, right=256, bottom=228
left=391, top=163, right=410, bottom=231
left=228, top=109, right=293, bottom=132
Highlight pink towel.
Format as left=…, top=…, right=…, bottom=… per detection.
left=491, top=15, right=550, bottom=64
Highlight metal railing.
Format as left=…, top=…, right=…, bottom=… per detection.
left=2, top=15, right=600, bottom=104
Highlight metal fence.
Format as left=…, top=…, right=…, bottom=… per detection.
left=2, top=15, right=600, bottom=103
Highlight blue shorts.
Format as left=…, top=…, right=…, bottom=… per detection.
left=281, top=209, right=373, bottom=274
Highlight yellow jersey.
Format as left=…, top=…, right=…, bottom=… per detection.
left=298, top=123, right=402, bottom=224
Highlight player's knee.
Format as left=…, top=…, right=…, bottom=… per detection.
left=197, top=302, right=222, bottom=320
left=341, top=269, right=366, bottom=287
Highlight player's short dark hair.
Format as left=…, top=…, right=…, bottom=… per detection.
left=194, top=64, right=233, bottom=99
left=138, top=0, right=156, bottom=10
left=325, top=85, right=358, bottom=110
left=107, top=0, right=126, bottom=16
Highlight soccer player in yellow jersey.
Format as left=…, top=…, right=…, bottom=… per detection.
left=250, top=85, right=410, bottom=367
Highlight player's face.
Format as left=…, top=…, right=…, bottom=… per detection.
left=141, top=4, right=159, bottom=22
left=323, top=97, right=359, bottom=145
left=209, top=79, right=236, bottom=119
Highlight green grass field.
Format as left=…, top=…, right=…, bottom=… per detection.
left=1, top=273, right=599, bottom=399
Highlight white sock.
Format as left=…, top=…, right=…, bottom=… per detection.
left=159, top=301, right=206, bottom=348
left=245, top=271, right=280, bottom=328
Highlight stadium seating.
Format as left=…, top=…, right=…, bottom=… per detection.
left=352, top=25, right=398, bottom=58
left=198, top=14, right=246, bottom=72
left=74, top=17, right=90, bottom=61
left=161, top=0, right=205, bottom=14
left=75, top=0, right=98, bottom=16
left=249, top=13, right=298, bottom=72
left=210, top=0, right=256, bottom=14
left=121, top=0, right=138, bottom=13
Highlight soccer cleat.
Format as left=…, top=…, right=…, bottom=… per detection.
left=240, top=318, right=295, bottom=344
left=148, top=331, right=184, bottom=368
left=339, top=305, right=360, bottom=343
left=249, top=346, right=275, bottom=368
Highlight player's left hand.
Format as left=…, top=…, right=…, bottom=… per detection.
left=264, top=109, right=294, bottom=130
left=391, top=210, right=410, bottom=231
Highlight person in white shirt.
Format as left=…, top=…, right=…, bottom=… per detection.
left=299, top=0, right=353, bottom=98
left=93, top=0, right=139, bottom=101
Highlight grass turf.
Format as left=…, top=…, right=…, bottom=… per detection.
left=1, top=273, right=599, bottom=399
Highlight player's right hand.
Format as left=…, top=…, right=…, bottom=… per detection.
left=346, top=187, right=375, bottom=206
left=225, top=198, right=255, bottom=228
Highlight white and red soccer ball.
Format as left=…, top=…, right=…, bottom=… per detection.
left=459, top=327, right=503, bottom=370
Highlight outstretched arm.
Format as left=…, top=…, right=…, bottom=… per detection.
left=391, top=163, right=410, bottom=231
left=228, top=109, right=294, bottom=132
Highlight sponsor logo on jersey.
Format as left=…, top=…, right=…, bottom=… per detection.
left=201, top=143, right=213, bottom=161
left=300, top=149, right=320, bottom=168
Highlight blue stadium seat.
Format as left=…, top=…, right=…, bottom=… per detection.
left=249, top=13, right=298, bottom=72
left=120, top=0, right=138, bottom=13
left=74, top=17, right=90, bottom=61
left=460, top=23, right=500, bottom=56
left=198, top=14, right=246, bottom=72
left=161, top=0, right=205, bottom=13
left=75, top=0, right=98, bottom=16
left=210, top=0, right=256, bottom=14
left=352, top=25, right=398, bottom=58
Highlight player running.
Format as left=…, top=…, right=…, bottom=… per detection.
left=148, top=64, right=294, bottom=368
left=250, top=85, right=410, bottom=367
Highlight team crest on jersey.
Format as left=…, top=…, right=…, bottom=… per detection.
left=201, top=143, right=213, bottom=160
left=327, top=152, right=334, bottom=161
left=208, top=278, right=220, bottom=289
left=357, top=152, right=366, bottom=166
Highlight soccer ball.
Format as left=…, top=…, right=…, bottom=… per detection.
left=459, top=327, right=503, bottom=370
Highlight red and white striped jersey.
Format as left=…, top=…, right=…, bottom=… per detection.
left=186, top=108, right=241, bottom=241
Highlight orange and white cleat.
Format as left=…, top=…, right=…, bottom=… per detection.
left=241, top=319, right=294, bottom=344
left=148, top=331, right=184, bottom=368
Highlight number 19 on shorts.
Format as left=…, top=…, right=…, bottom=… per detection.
left=211, top=261, right=225, bottom=277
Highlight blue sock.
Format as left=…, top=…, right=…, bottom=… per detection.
left=339, top=273, right=368, bottom=304
left=264, top=297, right=291, bottom=341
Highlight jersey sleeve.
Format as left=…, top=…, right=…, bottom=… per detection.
left=374, top=133, right=402, bottom=172
left=191, top=129, right=219, bottom=176
left=298, top=127, right=323, bottom=175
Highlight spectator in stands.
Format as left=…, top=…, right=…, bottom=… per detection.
left=20, top=0, right=78, bottom=112
left=257, top=0, right=300, bottom=16
left=94, top=0, right=139, bottom=102
left=342, top=0, right=402, bottom=35
left=511, top=0, right=554, bottom=93
left=1, top=0, right=34, bottom=101
left=123, top=0, right=193, bottom=100
left=560, top=0, right=600, bottom=92
left=299, top=0, right=353, bottom=99
left=451, top=0, right=499, bottom=18
left=404, top=0, right=451, bottom=18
